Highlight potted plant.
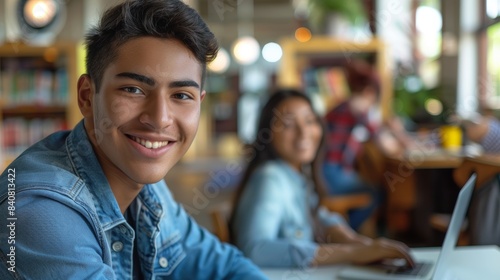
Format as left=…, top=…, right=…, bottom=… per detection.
left=308, top=0, right=368, bottom=37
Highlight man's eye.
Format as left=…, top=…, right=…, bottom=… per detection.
left=173, top=93, right=193, bottom=100
left=122, top=87, right=143, bottom=94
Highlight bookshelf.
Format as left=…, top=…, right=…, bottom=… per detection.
left=0, top=42, right=84, bottom=168
left=277, top=36, right=393, bottom=119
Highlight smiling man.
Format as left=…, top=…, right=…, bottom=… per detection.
left=0, top=0, right=267, bottom=279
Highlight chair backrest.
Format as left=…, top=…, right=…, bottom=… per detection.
left=453, top=155, right=500, bottom=246
left=355, top=139, right=386, bottom=185
left=210, top=202, right=232, bottom=243
left=320, top=194, right=372, bottom=219
left=453, top=155, right=500, bottom=188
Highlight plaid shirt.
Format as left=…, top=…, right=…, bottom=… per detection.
left=324, top=101, right=377, bottom=170
left=481, top=118, right=500, bottom=153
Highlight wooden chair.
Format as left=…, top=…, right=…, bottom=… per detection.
left=210, top=202, right=232, bottom=243
left=355, top=139, right=386, bottom=186
left=320, top=194, right=372, bottom=219
left=453, top=155, right=500, bottom=189
left=320, top=193, right=375, bottom=237
left=430, top=155, right=500, bottom=245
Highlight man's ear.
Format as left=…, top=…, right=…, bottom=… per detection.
left=200, top=90, right=206, bottom=102
left=77, top=74, right=94, bottom=118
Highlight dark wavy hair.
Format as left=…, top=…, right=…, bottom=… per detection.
left=84, top=0, right=219, bottom=92
left=229, top=89, right=329, bottom=237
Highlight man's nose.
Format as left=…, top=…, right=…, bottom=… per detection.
left=139, top=95, right=173, bottom=130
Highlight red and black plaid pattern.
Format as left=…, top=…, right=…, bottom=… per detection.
left=324, top=101, right=375, bottom=170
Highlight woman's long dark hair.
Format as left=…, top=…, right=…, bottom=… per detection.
left=229, top=89, right=329, bottom=237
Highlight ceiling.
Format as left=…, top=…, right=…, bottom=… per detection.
left=195, top=0, right=299, bottom=48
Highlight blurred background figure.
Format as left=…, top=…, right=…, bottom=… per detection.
left=462, top=114, right=500, bottom=153
left=322, top=60, right=385, bottom=233
left=230, top=89, right=414, bottom=268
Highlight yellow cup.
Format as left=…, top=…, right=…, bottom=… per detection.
left=440, top=125, right=462, bottom=151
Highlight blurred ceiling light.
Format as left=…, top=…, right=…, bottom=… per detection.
left=208, top=47, right=230, bottom=73
left=15, top=0, right=66, bottom=45
left=425, top=98, right=443, bottom=116
left=295, top=27, right=311, bottom=42
left=416, top=6, right=442, bottom=34
left=23, top=0, right=58, bottom=28
left=262, top=42, right=282, bottom=63
left=232, top=36, right=260, bottom=65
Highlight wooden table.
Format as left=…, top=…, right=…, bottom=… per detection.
left=381, top=149, right=464, bottom=242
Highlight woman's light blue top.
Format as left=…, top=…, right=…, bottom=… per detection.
left=232, top=160, right=346, bottom=268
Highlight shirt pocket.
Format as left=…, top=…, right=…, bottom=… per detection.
left=153, top=231, right=186, bottom=276
left=282, top=222, right=309, bottom=241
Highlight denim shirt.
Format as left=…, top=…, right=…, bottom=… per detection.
left=0, top=121, right=267, bottom=280
left=231, top=160, right=346, bottom=268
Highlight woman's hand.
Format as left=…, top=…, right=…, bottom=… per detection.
left=312, top=237, right=415, bottom=268
left=349, top=238, right=415, bottom=268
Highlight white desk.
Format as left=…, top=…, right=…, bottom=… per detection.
left=261, top=246, right=500, bottom=280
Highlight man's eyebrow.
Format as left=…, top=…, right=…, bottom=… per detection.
left=169, top=80, right=200, bottom=89
left=116, top=72, right=155, bottom=86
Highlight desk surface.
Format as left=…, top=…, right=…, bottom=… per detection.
left=261, top=245, right=500, bottom=280
left=386, top=149, right=464, bottom=169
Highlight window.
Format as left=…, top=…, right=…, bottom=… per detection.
left=480, top=0, right=500, bottom=109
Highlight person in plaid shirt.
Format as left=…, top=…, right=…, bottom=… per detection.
left=463, top=115, right=500, bottom=153
left=322, top=60, right=383, bottom=232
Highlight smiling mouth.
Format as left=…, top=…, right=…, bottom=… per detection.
left=130, top=136, right=170, bottom=149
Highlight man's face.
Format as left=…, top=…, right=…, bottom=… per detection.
left=79, top=37, right=205, bottom=186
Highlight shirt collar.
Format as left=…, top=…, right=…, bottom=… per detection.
left=66, top=121, right=125, bottom=229
left=275, top=159, right=307, bottom=185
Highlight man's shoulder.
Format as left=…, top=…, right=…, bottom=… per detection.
left=1, top=130, right=81, bottom=196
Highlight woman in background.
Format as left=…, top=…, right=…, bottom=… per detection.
left=230, top=89, right=414, bottom=268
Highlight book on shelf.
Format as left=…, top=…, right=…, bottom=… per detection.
left=0, top=56, right=69, bottom=107
left=2, top=117, right=68, bottom=158
left=302, top=66, right=350, bottom=114
left=0, top=69, right=68, bottom=107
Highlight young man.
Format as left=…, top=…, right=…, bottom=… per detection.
left=0, top=1, right=267, bottom=279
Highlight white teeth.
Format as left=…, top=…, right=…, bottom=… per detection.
left=132, top=136, right=169, bottom=149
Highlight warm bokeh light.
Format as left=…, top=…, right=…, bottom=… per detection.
left=24, top=0, right=58, bottom=28
left=295, top=27, right=312, bottom=42
left=262, top=42, right=282, bottom=63
left=208, top=47, right=230, bottom=73
left=425, top=98, right=443, bottom=116
left=232, top=36, right=260, bottom=65
left=43, top=47, right=58, bottom=63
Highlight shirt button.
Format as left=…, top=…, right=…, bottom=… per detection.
left=112, top=241, right=124, bottom=252
left=119, top=226, right=127, bottom=234
left=295, top=230, right=303, bottom=238
left=159, top=257, right=168, bottom=268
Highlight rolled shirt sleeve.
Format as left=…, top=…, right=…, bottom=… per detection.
left=316, top=206, right=348, bottom=228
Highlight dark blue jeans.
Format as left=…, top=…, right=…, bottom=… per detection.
left=323, top=162, right=383, bottom=231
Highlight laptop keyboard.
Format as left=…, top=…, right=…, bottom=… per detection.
left=387, top=262, right=432, bottom=276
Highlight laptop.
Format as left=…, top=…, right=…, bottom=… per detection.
left=338, top=173, right=477, bottom=280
